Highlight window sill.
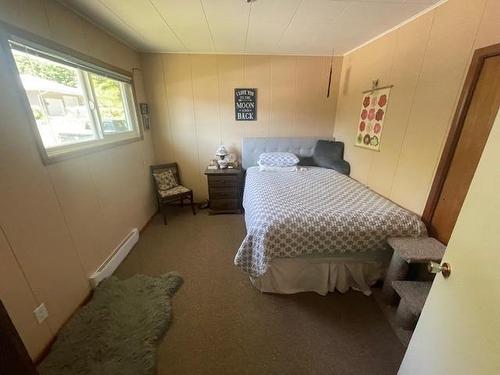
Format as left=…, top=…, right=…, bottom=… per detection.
left=40, top=134, right=143, bottom=164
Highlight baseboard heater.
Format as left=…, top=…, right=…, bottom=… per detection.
left=89, top=228, right=139, bottom=289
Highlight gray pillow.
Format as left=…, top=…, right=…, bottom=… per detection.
left=313, top=140, right=351, bottom=176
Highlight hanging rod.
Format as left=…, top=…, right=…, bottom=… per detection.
left=362, top=84, right=394, bottom=94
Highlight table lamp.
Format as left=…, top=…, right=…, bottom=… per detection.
left=215, top=145, right=229, bottom=169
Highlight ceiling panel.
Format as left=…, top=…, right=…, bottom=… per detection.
left=61, top=0, right=445, bottom=55
left=201, top=0, right=250, bottom=53
left=245, top=0, right=301, bottom=54
left=334, top=1, right=432, bottom=51
left=150, top=0, right=214, bottom=52
left=279, top=1, right=436, bottom=55
left=292, top=0, right=350, bottom=24
left=100, top=0, right=185, bottom=51
left=59, top=0, right=146, bottom=49
left=60, top=0, right=184, bottom=51
left=249, top=0, right=302, bottom=22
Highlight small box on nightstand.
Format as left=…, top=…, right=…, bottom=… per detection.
left=205, top=167, right=243, bottom=215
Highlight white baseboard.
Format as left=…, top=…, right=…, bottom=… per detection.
left=89, top=228, right=139, bottom=289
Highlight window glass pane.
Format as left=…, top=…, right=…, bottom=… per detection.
left=89, top=73, right=133, bottom=134
left=11, top=48, right=97, bottom=148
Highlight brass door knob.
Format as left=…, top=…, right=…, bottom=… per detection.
left=428, top=261, right=451, bottom=278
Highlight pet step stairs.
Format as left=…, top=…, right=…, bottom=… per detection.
left=392, top=281, right=432, bottom=330
left=382, top=237, right=446, bottom=304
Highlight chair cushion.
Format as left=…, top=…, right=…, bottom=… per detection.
left=158, top=185, right=191, bottom=198
left=153, top=169, right=178, bottom=191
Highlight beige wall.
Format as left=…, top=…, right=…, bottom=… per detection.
left=142, top=53, right=342, bottom=200
left=0, top=0, right=156, bottom=359
left=334, top=0, right=500, bottom=215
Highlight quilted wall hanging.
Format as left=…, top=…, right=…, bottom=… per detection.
left=355, top=86, right=391, bottom=151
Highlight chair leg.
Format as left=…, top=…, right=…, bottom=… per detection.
left=157, top=199, right=167, bottom=225
left=160, top=205, right=167, bottom=225
left=190, top=193, right=196, bottom=215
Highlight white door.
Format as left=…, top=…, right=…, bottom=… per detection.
left=399, top=109, right=500, bottom=374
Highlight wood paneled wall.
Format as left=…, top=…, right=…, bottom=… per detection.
left=141, top=53, right=342, bottom=200
left=0, top=0, right=156, bottom=358
left=334, top=0, right=500, bottom=215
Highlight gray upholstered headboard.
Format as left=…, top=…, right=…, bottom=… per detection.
left=241, top=137, right=331, bottom=169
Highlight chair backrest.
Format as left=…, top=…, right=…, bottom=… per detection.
left=313, top=140, right=345, bottom=161
left=150, top=163, right=180, bottom=192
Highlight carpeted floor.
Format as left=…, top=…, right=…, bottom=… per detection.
left=115, top=207, right=405, bottom=375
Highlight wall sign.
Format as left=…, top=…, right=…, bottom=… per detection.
left=234, top=88, right=257, bottom=121
left=355, top=87, right=391, bottom=151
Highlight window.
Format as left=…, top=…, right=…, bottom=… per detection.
left=8, top=38, right=141, bottom=161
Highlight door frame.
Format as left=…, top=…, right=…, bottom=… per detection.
left=0, top=300, right=39, bottom=375
left=422, top=42, right=500, bottom=229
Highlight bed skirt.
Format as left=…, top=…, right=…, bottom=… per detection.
left=249, top=251, right=391, bottom=296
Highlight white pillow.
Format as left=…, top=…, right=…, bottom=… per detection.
left=258, top=162, right=297, bottom=172
left=258, top=152, right=299, bottom=167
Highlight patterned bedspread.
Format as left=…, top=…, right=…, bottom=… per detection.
left=234, top=167, right=426, bottom=277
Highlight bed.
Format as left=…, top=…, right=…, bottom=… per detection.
left=234, top=137, right=427, bottom=295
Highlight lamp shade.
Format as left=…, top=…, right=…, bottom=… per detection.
left=215, top=145, right=229, bottom=157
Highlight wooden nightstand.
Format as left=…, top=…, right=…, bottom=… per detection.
left=205, top=168, right=243, bottom=215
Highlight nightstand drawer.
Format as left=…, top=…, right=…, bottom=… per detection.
left=209, top=187, right=240, bottom=199
left=205, top=167, right=243, bottom=215
left=207, top=175, right=241, bottom=187
left=210, top=198, right=240, bottom=211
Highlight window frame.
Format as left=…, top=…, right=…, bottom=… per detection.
left=0, top=22, right=143, bottom=164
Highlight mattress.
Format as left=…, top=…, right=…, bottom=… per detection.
left=234, top=166, right=426, bottom=277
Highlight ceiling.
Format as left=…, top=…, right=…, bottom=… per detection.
left=60, top=0, right=445, bottom=56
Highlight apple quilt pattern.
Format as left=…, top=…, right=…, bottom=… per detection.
left=356, top=87, right=391, bottom=151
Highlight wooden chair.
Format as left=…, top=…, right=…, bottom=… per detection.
left=150, top=163, right=196, bottom=225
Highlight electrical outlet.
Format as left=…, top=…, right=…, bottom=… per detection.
left=33, top=303, right=48, bottom=324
